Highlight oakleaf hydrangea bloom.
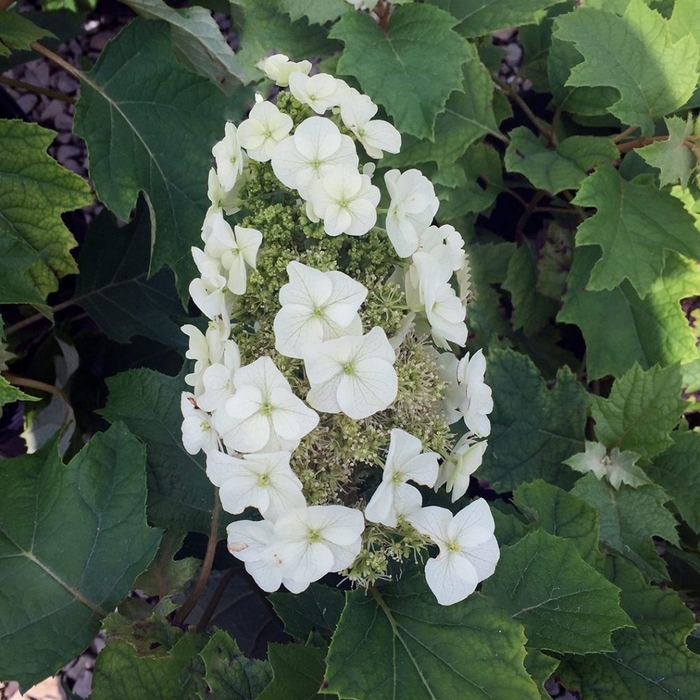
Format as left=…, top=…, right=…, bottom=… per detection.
left=181, top=57, right=496, bottom=604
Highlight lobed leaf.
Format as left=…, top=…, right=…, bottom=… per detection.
left=482, top=530, right=632, bottom=654
left=0, top=10, right=54, bottom=57
left=590, top=363, right=686, bottom=459
left=326, top=574, right=540, bottom=700
left=480, top=347, right=588, bottom=492
left=559, top=558, right=700, bottom=699
left=430, top=0, right=569, bottom=38
left=573, top=165, right=700, bottom=298
left=0, top=119, right=92, bottom=303
left=270, top=584, right=345, bottom=641
left=73, top=20, right=241, bottom=301
left=559, top=249, right=700, bottom=379
left=99, top=368, right=216, bottom=534
left=572, top=473, right=679, bottom=581
left=0, top=375, right=40, bottom=409
left=638, top=115, right=696, bottom=189
left=553, top=0, right=700, bottom=133
left=277, top=0, right=350, bottom=26
left=257, top=643, right=330, bottom=700
left=0, top=423, right=161, bottom=689
left=330, top=4, right=470, bottom=139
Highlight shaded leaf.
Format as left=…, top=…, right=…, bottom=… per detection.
left=553, top=0, right=699, bottom=133
left=430, top=0, right=569, bottom=38
left=0, top=10, right=54, bottom=57
left=558, top=248, right=700, bottom=379
left=232, top=0, right=339, bottom=84
left=258, top=643, right=330, bottom=700
left=270, top=585, right=344, bottom=641
left=524, top=649, right=558, bottom=700
left=482, top=530, right=631, bottom=654
left=326, top=574, right=540, bottom=700
left=92, top=634, right=207, bottom=700
left=0, top=119, right=92, bottom=302
left=559, top=558, right=700, bottom=700
left=277, top=0, right=350, bottom=25
left=638, top=115, right=696, bottom=188
left=514, top=479, right=601, bottom=566
left=646, top=431, right=700, bottom=533
left=100, top=368, right=216, bottom=534
left=0, top=423, right=161, bottom=689
left=591, top=363, right=686, bottom=459
left=383, top=45, right=500, bottom=168
left=572, top=473, right=679, bottom=580
left=503, top=243, right=558, bottom=335
left=573, top=165, right=700, bottom=297
left=73, top=20, right=240, bottom=300
left=480, top=348, right=588, bottom=492
left=331, top=4, right=470, bottom=139
left=122, top=0, right=246, bottom=93
left=198, top=629, right=272, bottom=700
left=504, top=127, right=618, bottom=193
left=76, top=202, right=186, bottom=347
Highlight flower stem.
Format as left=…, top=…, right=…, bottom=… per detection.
left=493, top=75, right=552, bottom=143
left=195, top=567, right=237, bottom=633
left=175, top=491, right=222, bottom=624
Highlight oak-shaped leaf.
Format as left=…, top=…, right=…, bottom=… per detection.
left=73, top=19, right=241, bottom=300
left=100, top=368, right=216, bottom=534
left=559, top=248, right=700, bottom=379
left=559, top=558, right=700, bottom=699
left=482, top=530, right=632, bottom=654
left=572, top=473, right=679, bottom=581
left=553, top=0, right=699, bottom=133
left=573, top=165, right=700, bottom=298
left=0, top=119, right=92, bottom=304
left=480, top=348, right=588, bottom=492
left=326, top=574, right=541, bottom=700
left=0, top=423, right=162, bottom=689
left=330, top=4, right=470, bottom=139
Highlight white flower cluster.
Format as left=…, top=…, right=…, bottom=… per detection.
left=181, top=54, right=497, bottom=606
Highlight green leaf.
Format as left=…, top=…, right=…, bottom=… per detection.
left=0, top=10, right=55, bottom=56
left=669, top=0, right=700, bottom=44
left=100, top=369, right=216, bottom=534
left=326, top=575, right=540, bottom=700
left=102, top=611, right=183, bottom=656
left=573, top=165, right=700, bottom=297
left=383, top=45, right=500, bottom=168
left=270, top=585, right=345, bottom=641
left=558, top=558, right=700, bottom=700
left=0, top=119, right=92, bottom=303
left=429, top=0, right=569, bottom=38
left=257, top=643, right=330, bottom=700
left=331, top=5, right=470, bottom=139
left=75, top=203, right=186, bottom=347
left=572, top=473, right=679, bottom=580
left=535, top=220, right=574, bottom=300
left=638, top=115, right=696, bottom=188
left=121, top=0, right=246, bottom=93
left=480, top=348, right=588, bottom=492
left=482, top=530, right=631, bottom=654
left=73, top=20, right=239, bottom=301
left=232, top=0, right=339, bottom=84
left=503, top=243, right=558, bottom=335
left=0, top=423, right=162, bottom=688
left=514, top=479, right=601, bottom=566
left=92, top=634, right=207, bottom=700
left=504, top=127, right=618, bottom=193
left=277, top=0, right=350, bottom=25
left=434, top=143, right=503, bottom=220
left=0, top=375, right=40, bottom=408
left=524, top=650, right=558, bottom=700
left=646, top=431, right=700, bottom=533
left=553, top=0, right=700, bottom=133
left=565, top=442, right=650, bottom=489
left=559, top=248, right=700, bottom=380
left=591, top=363, right=686, bottom=459
left=467, top=242, right=515, bottom=341
left=198, top=629, right=272, bottom=700
left=132, top=531, right=199, bottom=601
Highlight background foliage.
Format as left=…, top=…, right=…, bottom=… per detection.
left=1, top=0, right=700, bottom=697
